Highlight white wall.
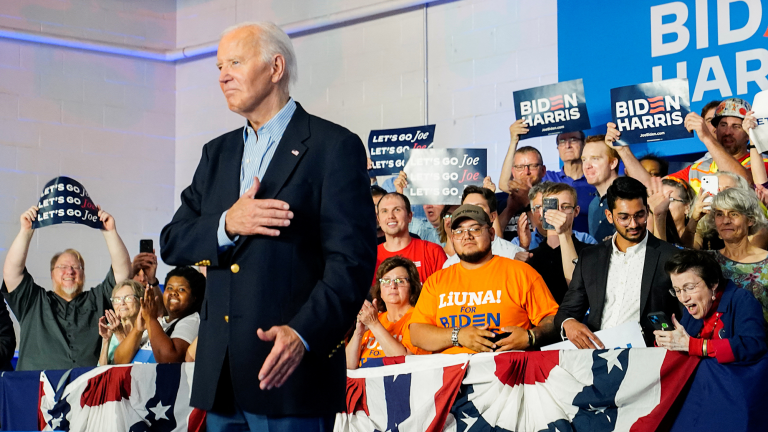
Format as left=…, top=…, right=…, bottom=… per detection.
left=174, top=0, right=560, bottom=206
left=0, top=1, right=177, bottom=292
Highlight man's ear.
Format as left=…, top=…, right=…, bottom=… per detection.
left=573, top=205, right=580, bottom=218
left=604, top=208, right=614, bottom=224
left=609, top=157, right=619, bottom=171
left=490, top=211, right=498, bottom=223
left=488, top=226, right=495, bottom=239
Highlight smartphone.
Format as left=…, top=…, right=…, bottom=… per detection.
left=486, top=331, right=512, bottom=351
left=541, top=197, right=559, bottom=231
left=647, top=311, right=673, bottom=331
left=700, top=176, right=718, bottom=209
left=139, top=239, right=153, bottom=254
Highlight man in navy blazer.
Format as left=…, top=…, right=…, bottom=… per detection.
left=160, top=22, right=376, bottom=431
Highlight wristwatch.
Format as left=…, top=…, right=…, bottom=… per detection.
left=451, top=327, right=461, bottom=347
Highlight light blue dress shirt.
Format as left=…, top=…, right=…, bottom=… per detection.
left=216, top=98, right=297, bottom=250
left=512, top=228, right=597, bottom=250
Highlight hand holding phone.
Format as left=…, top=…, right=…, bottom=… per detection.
left=541, top=197, right=558, bottom=231
left=140, top=239, right=153, bottom=254
left=647, top=311, right=673, bottom=331
left=700, top=176, right=718, bottom=210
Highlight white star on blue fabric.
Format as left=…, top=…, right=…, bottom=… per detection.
left=460, top=411, right=478, bottom=429
left=50, top=413, right=63, bottom=430
left=150, top=401, right=170, bottom=421
left=589, top=404, right=611, bottom=423
left=598, top=349, right=624, bottom=373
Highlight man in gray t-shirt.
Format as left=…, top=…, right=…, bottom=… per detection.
left=1, top=206, right=131, bottom=371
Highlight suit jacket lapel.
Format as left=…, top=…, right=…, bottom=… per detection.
left=255, top=103, right=310, bottom=200
left=232, top=103, right=310, bottom=256
left=219, top=132, right=245, bottom=209
left=592, top=241, right=612, bottom=323
left=640, top=235, right=660, bottom=314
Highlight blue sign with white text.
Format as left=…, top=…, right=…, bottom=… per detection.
left=368, top=125, right=435, bottom=176
left=558, top=0, right=768, bottom=157
left=611, top=78, right=693, bottom=145
left=513, top=79, right=592, bottom=139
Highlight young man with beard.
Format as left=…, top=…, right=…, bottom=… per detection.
left=375, top=192, right=447, bottom=283
left=2, top=206, right=132, bottom=370
left=554, top=177, right=680, bottom=348
left=409, top=204, right=559, bottom=354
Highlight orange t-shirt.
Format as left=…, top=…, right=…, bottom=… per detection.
left=375, top=238, right=447, bottom=285
left=409, top=255, right=559, bottom=354
left=358, top=308, right=429, bottom=367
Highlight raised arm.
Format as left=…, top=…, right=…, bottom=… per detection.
left=743, top=111, right=767, bottom=185
left=345, top=320, right=365, bottom=370
left=499, top=120, right=529, bottom=193
left=98, top=208, right=131, bottom=283
left=605, top=122, right=652, bottom=187
left=685, top=112, right=750, bottom=183
left=544, top=209, right=578, bottom=284
left=647, top=177, right=673, bottom=241
left=2, top=206, right=38, bottom=293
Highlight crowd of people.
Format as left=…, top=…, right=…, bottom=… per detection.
left=0, top=20, right=766, bottom=432
left=0, top=101, right=766, bottom=374
left=352, top=96, right=768, bottom=366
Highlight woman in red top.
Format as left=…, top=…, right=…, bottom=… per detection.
left=346, top=256, right=428, bottom=369
left=654, top=250, right=766, bottom=364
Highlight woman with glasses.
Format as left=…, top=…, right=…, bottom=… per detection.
left=655, top=250, right=766, bottom=363
left=346, top=256, right=429, bottom=369
left=114, top=266, right=206, bottom=364
left=697, top=188, right=768, bottom=322
left=98, top=279, right=144, bottom=365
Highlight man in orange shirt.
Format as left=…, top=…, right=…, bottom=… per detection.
left=409, top=204, right=558, bottom=354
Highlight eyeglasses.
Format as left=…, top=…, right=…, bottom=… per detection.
left=54, top=265, right=83, bottom=272
left=110, top=295, right=139, bottom=305
left=614, top=211, right=648, bottom=226
left=443, top=214, right=453, bottom=220
left=513, top=163, right=542, bottom=172
left=669, top=197, right=686, bottom=204
left=379, top=277, right=409, bottom=287
left=452, top=226, right=488, bottom=238
left=669, top=280, right=704, bottom=297
left=532, top=204, right=575, bottom=214
left=557, top=137, right=582, bottom=146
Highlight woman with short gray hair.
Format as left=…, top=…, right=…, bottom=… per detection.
left=700, top=188, right=768, bottom=322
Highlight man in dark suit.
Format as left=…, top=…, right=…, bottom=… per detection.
left=160, top=22, right=376, bottom=431
left=554, top=177, right=680, bottom=348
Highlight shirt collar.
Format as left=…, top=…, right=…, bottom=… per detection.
left=242, top=97, right=297, bottom=142
left=611, top=230, right=648, bottom=257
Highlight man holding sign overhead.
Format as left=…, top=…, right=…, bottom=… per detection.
left=2, top=198, right=131, bottom=370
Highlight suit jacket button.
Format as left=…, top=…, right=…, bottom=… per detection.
left=225, top=315, right=229, bottom=323
left=231, top=264, right=240, bottom=273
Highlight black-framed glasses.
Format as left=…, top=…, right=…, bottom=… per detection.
left=513, top=163, right=542, bottom=172
left=110, top=295, right=139, bottom=305
left=379, top=277, right=409, bottom=287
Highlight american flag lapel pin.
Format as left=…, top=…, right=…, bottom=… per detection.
left=291, top=150, right=299, bottom=156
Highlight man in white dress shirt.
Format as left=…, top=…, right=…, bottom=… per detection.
left=553, top=177, right=681, bottom=348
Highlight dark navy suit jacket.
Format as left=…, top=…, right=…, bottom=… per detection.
left=681, top=281, right=767, bottom=364
left=160, top=103, right=377, bottom=416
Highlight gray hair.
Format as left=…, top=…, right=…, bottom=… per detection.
left=715, top=171, right=749, bottom=191
left=222, top=22, right=298, bottom=90
left=698, top=187, right=768, bottom=237
left=112, top=279, right=145, bottom=299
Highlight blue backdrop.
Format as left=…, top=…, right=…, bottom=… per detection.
left=558, top=0, right=767, bottom=158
